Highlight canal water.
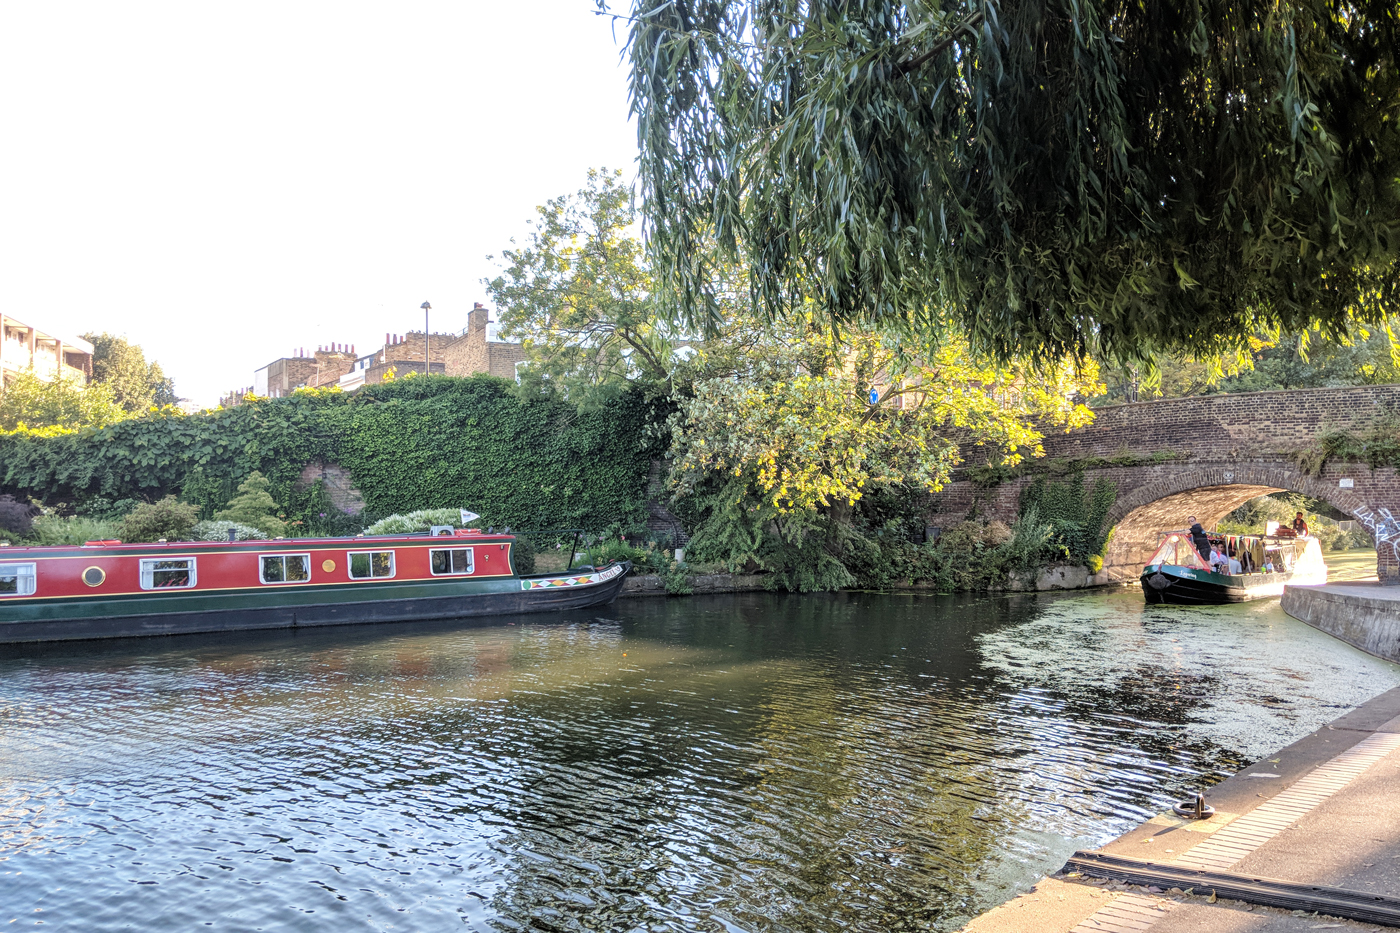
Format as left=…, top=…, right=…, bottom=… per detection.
left=3, top=588, right=1398, bottom=932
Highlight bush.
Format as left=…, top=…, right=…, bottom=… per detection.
left=28, top=515, right=120, bottom=546
left=364, top=508, right=471, bottom=536
left=0, top=495, right=37, bottom=538
left=215, top=471, right=286, bottom=537
left=120, top=496, right=199, bottom=543
left=76, top=497, right=140, bottom=522
left=191, top=520, right=264, bottom=542
left=512, top=536, right=536, bottom=574
left=583, top=539, right=667, bottom=573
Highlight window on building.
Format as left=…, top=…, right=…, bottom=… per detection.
left=0, top=563, right=37, bottom=596
left=430, top=548, right=474, bottom=576
left=349, top=550, right=395, bottom=580
left=261, top=553, right=311, bottom=584
left=139, top=558, right=197, bottom=590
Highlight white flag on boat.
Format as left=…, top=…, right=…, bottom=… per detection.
left=459, top=509, right=480, bottom=525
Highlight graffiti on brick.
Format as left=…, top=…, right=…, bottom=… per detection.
left=1353, top=506, right=1400, bottom=559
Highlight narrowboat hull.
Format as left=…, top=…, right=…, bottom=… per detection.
left=1140, top=563, right=1291, bottom=605
left=0, top=560, right=631, bottom=644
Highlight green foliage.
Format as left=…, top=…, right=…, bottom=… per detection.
left=28, top=515, right=120, bottom=546
left=1219, top=494, right=1369, bottom=552
left=120, top=496, right=198, bottom=543
left=681, top=479, right=856, bottom=592
left=190, top=520, right=264, bottom=542
left=1018, top=474, right=1118, bottom=565
left=76, top=497, right=140, bottom=522
left=82, top=332, right=177, bottom=412
left=623, top=0, right=1399, bottom=362
left=214, top=471, right=286, bottom=536
left=1294, top=409, right=1400, bottom=476
left=0, top=378, right=656, bottom=539
left=583, top=539, right=670, bottom=574
left=0, top=369, right=127, bottom=434
left=488, top=168, right=688, bottom=406
left=511, top=536, right=536, bottom=575
left=364, top=509, right=470, bottom=536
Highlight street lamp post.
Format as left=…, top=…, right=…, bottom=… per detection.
left=421, top=301, right=431, bottom=377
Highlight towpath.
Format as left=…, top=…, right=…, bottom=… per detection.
left=962, top=684, right=1400, bottom=932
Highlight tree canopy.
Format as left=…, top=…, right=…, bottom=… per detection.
left=83, top=332, right=177, bottom=412
left=487, top=168, right=689, bottom=404
left=0, top=368, right=126, bottom=435
left=619, top=0, right=1399, bottom=362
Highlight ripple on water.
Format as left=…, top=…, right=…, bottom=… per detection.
left=1, top=588, right=1397, bottom=932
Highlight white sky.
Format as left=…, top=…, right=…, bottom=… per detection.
left=0, top=1, right=639, bottom=405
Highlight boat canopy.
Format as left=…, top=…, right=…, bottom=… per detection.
left=1148, top=530, right=1305, bottom=572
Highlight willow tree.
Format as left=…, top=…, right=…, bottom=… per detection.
left=618, top=0, right=1399, bottom=361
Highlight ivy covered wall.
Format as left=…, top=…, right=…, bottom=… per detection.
left=0, top=377, right=657, bottom=534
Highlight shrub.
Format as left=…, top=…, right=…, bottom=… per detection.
left=512, top=536, right=536, bottom=574
left=215, top=471, right=286, bottom=537
left=583, top=539, right=668, bottom=574
left=364, top=509, right=471, bottom=536
left=28, top=515, right=120, bottom=546
left=0, top=495, right=37, bottom=538
left=76, top=497, right=141, bottom=522
left=120, top=496, right=199, bottom=543
left=190, top=520, right=264, bottom=542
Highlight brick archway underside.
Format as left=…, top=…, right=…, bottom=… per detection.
left=1102, top=484, right=1283, bottom=582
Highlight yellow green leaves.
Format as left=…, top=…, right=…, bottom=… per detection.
left=669, top=325, right=1102, bottom=513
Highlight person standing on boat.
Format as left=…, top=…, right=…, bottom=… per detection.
left=1293, top=512, right=1310, bottom=537
left=1188, top=516, right=1212, bottom=564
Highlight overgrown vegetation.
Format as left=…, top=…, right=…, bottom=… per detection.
left=1294, top=409, right=1400, bottom=476
left=0, top=378, right=656, bottom=538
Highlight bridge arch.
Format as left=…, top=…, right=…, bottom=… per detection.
left=1100, top=465, right=1371, bottom=581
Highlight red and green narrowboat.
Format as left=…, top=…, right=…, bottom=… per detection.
left=0, top=530, right=630, bottom=644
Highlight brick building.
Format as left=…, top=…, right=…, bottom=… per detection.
left=439, top=303, right=527, bottom=381
left=0, top=314, right=93, bottom=390
left=230, top=303, right=525, bottom=403
left=252, top=344, right=358, bottom=398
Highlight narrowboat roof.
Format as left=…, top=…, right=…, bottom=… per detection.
left=0, top=529, right=517, bottom=557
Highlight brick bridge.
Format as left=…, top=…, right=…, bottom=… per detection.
left=927, top=385, right=1400, bottom=584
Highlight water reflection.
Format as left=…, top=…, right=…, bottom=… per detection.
left=1, top=588, right=1396, bottom=931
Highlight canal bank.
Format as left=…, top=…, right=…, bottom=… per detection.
left=1283, top=582, right=1400, bottom=665
left=962, top=682, right=1400, bottom=932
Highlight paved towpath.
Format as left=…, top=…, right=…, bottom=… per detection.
left=962, top=685, right=1400, bottom=933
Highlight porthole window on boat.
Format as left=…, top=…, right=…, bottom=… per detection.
left=82, top=566, right=106, bottom=587
left=348, top=550, right=395, bottom=580
left=139, top=557, right=197, bottom=590
left=429, top=548, right=474, bottom=575
left=0, top=562, right=37, bottom=596
left=260, top=554, right=311, bottom=584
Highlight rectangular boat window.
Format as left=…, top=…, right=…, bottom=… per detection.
left=260, top=553, right=311, bottom=584
left=0, top=563, right=37, bottom=596
left=348, top=550, right=395, bottom=580
left=429, top=548, right=474, bottom=575
left=139, top=557, right=197, bottom=590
